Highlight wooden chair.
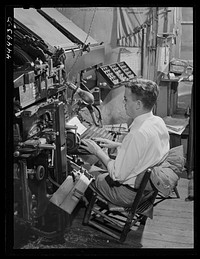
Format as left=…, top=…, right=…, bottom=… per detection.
left=82, top=168, right=158, bottom=243
left=153, top=184, right=180, bottom=207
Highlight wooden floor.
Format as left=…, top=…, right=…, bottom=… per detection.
left=62, top=176, right=194, bottom=249
left=63, top=176, right=194, bottom=249
left=137, top=177, right=194, bottom=248
left=20, top=177, right=194, bottom=250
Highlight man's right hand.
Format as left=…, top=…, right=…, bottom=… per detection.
left=91, top=137, right=121, bottom=149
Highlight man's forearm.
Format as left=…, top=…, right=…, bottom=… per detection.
left=111, top=141, right=121, bottom=148
left=96, top=148, right=112, bottom=168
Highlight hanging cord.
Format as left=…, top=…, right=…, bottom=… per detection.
left=66, top=7, right=97, bottom=80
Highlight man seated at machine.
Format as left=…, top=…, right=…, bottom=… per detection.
left=80, top=78, right=171, bottom=207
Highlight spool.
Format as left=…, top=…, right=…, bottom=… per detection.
left=36, top=165, right=45, bottom=181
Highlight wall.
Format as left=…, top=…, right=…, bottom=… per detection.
left=57, top=7, right=193, bottom=125
left=57, top=7, right=127, bottom=124
left=57, top=7, right=121, bottom=65
left=58, top=7, right=193, bottom=68
left=180, top=7, right=193, bottom=60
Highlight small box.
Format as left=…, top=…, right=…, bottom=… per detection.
left=50, top=171, right=94, bottom=214
left=47, top=77, right=53, bottom=88
left=98, top=61, right=136, bottom=88
left=19, top=83, right=36, bottom=108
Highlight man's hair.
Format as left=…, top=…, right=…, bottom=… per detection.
left=125, top=78, right=159, bottom=110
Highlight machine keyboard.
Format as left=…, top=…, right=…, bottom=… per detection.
left=81, top=125, right=114, bottom=140
left=81, top=124, right=128, bottom=143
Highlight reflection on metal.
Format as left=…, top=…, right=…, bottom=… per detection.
left=38, top=8, right=98, bottom=46
left=14, top=8, right=76, bottom=49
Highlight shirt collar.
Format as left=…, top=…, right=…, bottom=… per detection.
left=129, top=111, right=153, bottom=129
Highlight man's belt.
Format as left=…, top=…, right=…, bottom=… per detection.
left=105, top=175, right=137, bottom=191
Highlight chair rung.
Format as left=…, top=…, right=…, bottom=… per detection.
left=92, top=208, right=125, bottom=228
left=97, top=195, right=108, bottom=204
left=88, top=220, right=120, bottom=240
left=137, top=200, right=152, bottom=213
left=108, top=204, right=127, bottom=212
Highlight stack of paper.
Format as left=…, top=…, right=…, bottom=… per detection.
left=162, top=116, right=189, bottom=135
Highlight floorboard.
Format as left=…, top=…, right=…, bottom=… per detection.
left=140, top=177, right=194, bottom=248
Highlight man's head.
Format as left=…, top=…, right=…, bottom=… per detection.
left=123, top=78, right=159, bottom=119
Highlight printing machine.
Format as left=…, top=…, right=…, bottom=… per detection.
left=12, top=8, right=137, bottom=241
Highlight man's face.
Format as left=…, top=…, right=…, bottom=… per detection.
left=123, top=87, right=139, bottom=118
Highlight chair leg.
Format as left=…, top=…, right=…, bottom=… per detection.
left=139, top=215, right=147, bottom=225
left=120, top=212, right=134, bottom=243
left=83, top=191, right=97, bottom=225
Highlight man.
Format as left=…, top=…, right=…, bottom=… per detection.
left=81, top=78, right=170, bottom=207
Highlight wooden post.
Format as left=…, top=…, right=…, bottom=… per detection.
left=163, top=7, right=169, bottom=33
left=187, top=84, right=193, bottom=177
left=153, top=7, right=159, bottom=83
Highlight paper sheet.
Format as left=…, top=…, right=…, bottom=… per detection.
left=66, top=116, right=87, bottom=135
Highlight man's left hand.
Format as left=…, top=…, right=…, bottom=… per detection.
left=80, top=139, right=102, bottom=156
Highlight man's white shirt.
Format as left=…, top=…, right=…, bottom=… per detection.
left=107, top=111, right=170, bottom=187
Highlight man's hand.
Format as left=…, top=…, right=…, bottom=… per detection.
left=91, top=137, right=121, bottom=149
left=81, top=138, right=113, bottom=168
left=80, top=139, right=102, bottom=156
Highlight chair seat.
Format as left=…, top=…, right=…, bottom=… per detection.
left=105, top=192, right=154, bottom=218
left=88, top=183, right=155, bottom=216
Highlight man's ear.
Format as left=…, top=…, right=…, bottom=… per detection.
left=136, top=99, right=143, bottom=110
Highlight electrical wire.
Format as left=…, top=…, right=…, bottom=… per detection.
left=48, top=175, right=60, bottom=188
left=66, top=7, right=97, bottom=79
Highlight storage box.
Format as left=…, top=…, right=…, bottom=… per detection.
left=98, top=61, right=136, bottom=88
left=169, top=59, right=186, bottom=74
left=169, top=64, right=185, bottom=74
left=50, top=170, right=94, bottom=214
